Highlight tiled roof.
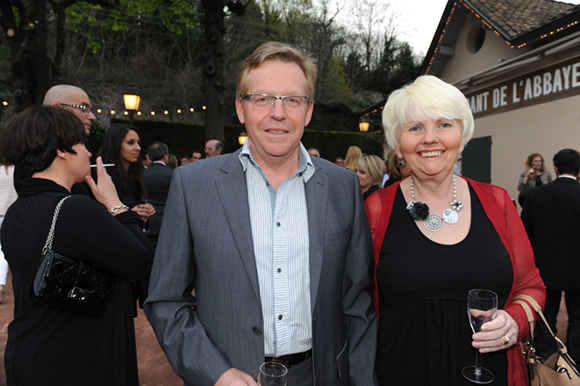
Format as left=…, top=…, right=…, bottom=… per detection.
left=469, top=0, right=578, bottom=39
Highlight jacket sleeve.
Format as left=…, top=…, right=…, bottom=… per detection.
left=517, top=171, right=528, bottom=192
left=143, top=168, right=232, bottom=386
left=59, top=195, right=153, bottom=280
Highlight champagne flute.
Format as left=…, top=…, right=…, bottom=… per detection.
left=462, top=288, right=498, bottom=384
left=257, top=362, right=287, bottom=386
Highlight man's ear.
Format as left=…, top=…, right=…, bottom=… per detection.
left=235, top=97, right=245, bottom=124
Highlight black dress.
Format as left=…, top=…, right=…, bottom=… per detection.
left=1, top=179, right=152, bottom=386
left=376, top=186, right=513, bottom=386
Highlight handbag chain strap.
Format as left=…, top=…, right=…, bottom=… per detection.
left=41, top=196, right=71, bottom=255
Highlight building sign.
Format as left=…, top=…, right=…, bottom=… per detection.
left=464, top=56, right=580, bottom=118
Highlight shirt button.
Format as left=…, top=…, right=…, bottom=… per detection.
left=276, top=222, right=281, bottom=227
left=278, top=314, right=283, bottom=320
left=277, top=268, right=281, bottom=273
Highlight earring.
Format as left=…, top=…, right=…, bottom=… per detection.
left=398, top=159, right=405, bottom=167
left=456, top=154, right=463, bottom=162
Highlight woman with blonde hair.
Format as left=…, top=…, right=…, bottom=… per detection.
left=366, top=75, right=545, bottom=385
left=344, top=145, right=363, bottom=172
left=356, top=155, right=385, bottom=200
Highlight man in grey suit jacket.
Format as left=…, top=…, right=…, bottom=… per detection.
left=521, top=148, right=580, bottom=363
left=144, top=42, right=378, bottom=386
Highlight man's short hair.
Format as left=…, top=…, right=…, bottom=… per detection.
left=147, top=142, right=169, bottom=162
left=553, top=148, right=580, bottom=176
left=236, top=41, right=317, bottom=99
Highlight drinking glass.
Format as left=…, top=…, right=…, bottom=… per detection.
left=257, top=362, right=287, bottom=386
left=462, top=288, right=498, bottom=384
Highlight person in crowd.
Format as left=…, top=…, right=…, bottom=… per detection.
left=142, top=153, right=152, bottom=169
left=0, top=159, right=18, bottom=303
left=344, top=145, right=363, bottom=172
left=335, top=155, right=345, bottom=167
left=98, top=124, right=155, bottom=223
left=204, top=139, right=224, bottom=158
left=99, top=125, right=154, bottom=311
left=517, top=153, right=552, bottom=207
left=521, top=148, right=580, bottom=364
left=356, top=155, right=385, bottom=201
left=145, top=41, right=378, bottom=386
left=0, top=106, right=152, bottom=386
left=308, top=147, right=320, bottom=157
left=191, top=151, right=202, bottom=162
left=365, top=75, right=545, bottom=386
left=143, top=142, right=173, bottom=250
left=43, top=84, right=96, bottom=136
left=179, top=156, right=190, bottom=165
left=167, top=153, right=178, bottom=169
left=14, top=84, right=96, bottom=194
left=383, top=150, right=411, bottom=187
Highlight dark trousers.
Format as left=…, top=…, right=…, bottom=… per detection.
left=535, top=289, right=580, bottom=364
left=286, top=356, right=314, bottom=386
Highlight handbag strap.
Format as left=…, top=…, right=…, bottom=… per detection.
left=513, top=294, right=580, bottom=375
left=41, top=196, right=71, bottom=255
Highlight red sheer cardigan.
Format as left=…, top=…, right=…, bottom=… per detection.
left=365, top=176, right=545, bottom=386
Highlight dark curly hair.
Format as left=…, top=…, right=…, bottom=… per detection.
left=0, top=105, right=85, bottom=174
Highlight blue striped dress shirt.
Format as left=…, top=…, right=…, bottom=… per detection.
left=239, top=140, right=315, bottom=357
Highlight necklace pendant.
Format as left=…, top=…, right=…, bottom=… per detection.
left=442, top=208, right=459, bottom=224
left=423, top=213, right=444, bottom=232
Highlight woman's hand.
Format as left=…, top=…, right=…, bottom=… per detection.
left=86, top=156, right=123, bottom=210
left=528, top=168, right=535, bottom=177
left=131, top=203, right=155, bottom=222
left=472, top=310, right=519, bottom=353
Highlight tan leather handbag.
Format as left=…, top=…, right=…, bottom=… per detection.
left=513, top=294, right=580, bottom=386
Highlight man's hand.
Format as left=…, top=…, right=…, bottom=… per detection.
left=215, top=368, right=257, bottom=386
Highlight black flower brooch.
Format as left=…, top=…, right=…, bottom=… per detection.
left=406, top=200, right=430, bottom=221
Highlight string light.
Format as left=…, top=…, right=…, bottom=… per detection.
left=425, top=0, right=580, bottom=74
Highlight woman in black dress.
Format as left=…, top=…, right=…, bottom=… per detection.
left=0, top=106, right=153, bottom=386
left=365, top=75, right=545, bottom=386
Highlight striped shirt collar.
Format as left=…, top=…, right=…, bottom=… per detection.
left=239, top=138, right=315, bottom=182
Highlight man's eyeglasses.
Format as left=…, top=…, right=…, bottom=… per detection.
left=204, top=147, right=217, bottom=151
left=242, top=94, right=310, bottom=110
left=59, top=103, right=92, bottom=114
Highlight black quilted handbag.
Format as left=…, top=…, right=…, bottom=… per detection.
left=30, top=196, right=115, bottom=317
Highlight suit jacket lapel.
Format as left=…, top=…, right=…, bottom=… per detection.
left=305, top=163, right=328, bottom=311
left=214, top=153, right=261, bottom=303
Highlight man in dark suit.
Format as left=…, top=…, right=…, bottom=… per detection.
left=521, top=148, right=580, bottom=363
left=143, top=142, right=173, bottom=250
left=145, top=42, right=377, bottom=386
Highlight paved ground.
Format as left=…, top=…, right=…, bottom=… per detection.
left=0, top=271, right=570, bottom=386
left=0, top=271, right=181, bottom=386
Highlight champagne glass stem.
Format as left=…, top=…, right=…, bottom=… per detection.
left=474, top=349, right=482, bottom=376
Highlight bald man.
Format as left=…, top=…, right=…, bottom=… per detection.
left=43, top=85, right=96, bottom=135
left=14, top=85, right=96, bottom=194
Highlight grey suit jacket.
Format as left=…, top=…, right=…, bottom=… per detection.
left=144, top=148, right=378, bottom=386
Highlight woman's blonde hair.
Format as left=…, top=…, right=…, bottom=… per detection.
left=344, top=145, right=363, bottom=172
left=382, top=75, right=474, bottom=149
left=358, top=155, right=385, bottom=186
